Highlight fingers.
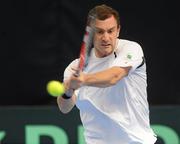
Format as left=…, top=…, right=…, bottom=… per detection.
left=64, top=70, right=84, bottom=92
left=70, top=76, right=82, bottom=89
left=71, top=67, right=78, bottom=72
left=71, top=67, right=80, bottom=77
left=64, top=76, right=82, bottom=91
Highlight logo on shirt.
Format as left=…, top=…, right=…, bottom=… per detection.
left=127, top=53, right=132, bottom=59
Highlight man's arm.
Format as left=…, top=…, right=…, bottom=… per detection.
left=57, top=66, right=131, bottom=113
left=57, top=93, right=76, bottom=114
left=70, top=66, right=131, bottom=88
left=57, top=80, right=76, bottom=114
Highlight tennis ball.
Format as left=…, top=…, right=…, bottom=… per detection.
left=46, top=80, right=65, bottom=97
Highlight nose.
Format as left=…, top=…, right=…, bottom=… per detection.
left=101, top=32, right=109, bottom=41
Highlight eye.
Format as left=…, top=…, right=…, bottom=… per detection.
left=96, top=30, right=104, bottom=34
left=108, top=29, right=114, bottom=34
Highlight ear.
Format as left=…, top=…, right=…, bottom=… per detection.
left=117, top=33, right=119, bottom=37
left=117, top=25, right=121, bottom=37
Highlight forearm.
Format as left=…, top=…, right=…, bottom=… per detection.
left=57, top=82, right=76, bottom=114
left=83, top=67, right=130, bottom=87
left=57, top=94, right=76, bottom=114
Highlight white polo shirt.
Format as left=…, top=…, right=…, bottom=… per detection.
left=64, top=39, right=157, bottom=144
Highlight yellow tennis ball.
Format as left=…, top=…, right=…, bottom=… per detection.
left=46, top=80, right=65, bottom=97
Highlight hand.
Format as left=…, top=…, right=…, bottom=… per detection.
left=69, top=71, right=85, bottom=89
left=64, top=71, right=85, bottom=91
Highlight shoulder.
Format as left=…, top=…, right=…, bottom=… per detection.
left=116, top=39, right=143, bottom=55
left=117, top=39, right=142, bottom=49
left=65, top=59, right=79, bottom=71
left=64, top=59, right=79, bottom=80
left=68, top=59, right=79, bottom=67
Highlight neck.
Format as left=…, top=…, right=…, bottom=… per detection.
left=94, top=49, right=113, bottom=58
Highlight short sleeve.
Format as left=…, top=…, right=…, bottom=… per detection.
left=112, top=42, right=144, bottom=73
left=63, top=59, right=79, bottom=81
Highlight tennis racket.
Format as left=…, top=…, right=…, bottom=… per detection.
left=75, top=17, right=94, bottom=76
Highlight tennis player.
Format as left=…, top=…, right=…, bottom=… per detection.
left=57, top=4, right=157, bottom=144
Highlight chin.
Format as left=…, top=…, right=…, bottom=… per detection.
left=106, top=48, right=113, bottom=54
left=103, top=50, right=113, bottom=57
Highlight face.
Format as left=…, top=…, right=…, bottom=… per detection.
left=92, top=15, right=120, bottom=57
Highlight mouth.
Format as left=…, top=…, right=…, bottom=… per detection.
left=101, top=43, right=111, bottom=47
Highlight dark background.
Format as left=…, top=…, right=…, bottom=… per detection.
left=1, top=0, right=180, bottom=105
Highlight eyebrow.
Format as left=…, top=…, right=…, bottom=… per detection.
left=95, top=26, right=116, bottom=31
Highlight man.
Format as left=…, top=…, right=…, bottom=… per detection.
left=57, top=4, right=157, bottom=144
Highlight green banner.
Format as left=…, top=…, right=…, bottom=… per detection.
left=0, top=106, right=179, bottom=144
